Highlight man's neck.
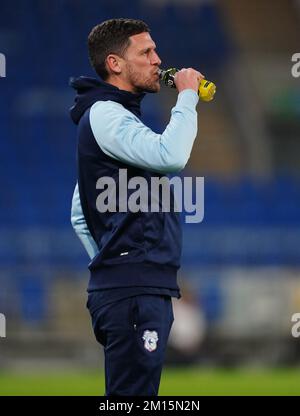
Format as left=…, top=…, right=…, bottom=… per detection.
left=106, top=75, right=137, bottom=94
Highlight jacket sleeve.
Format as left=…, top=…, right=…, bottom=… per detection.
left=70, top=183, right=99, bottom=259
left=89, top=89, right=199, bottom=173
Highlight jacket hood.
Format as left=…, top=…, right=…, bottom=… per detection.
left=69, top=76, right=146, bottom=124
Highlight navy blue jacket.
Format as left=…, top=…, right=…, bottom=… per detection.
left=70, top=77, right=186, bottom=294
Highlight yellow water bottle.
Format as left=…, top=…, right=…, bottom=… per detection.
left=158, top=67, right=216, bottom=102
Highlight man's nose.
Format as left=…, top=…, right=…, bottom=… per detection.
left=152, top=52, right=161, bottom=66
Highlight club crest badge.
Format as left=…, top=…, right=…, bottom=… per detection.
left=142, top=330, right=159, bottom=352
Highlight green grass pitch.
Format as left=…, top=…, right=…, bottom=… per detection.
left=0, top=367, right=300, bottom=396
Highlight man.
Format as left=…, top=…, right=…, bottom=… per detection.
left=70, top=18, right=202, bottom=396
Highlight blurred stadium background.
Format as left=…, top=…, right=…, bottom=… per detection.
left=1, top=0, right=300, bottom=395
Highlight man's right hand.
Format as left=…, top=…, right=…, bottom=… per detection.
left=174, top=68, right=204, bottom=94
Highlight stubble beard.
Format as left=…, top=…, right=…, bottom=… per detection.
left=126, top=63, right=160, bottom=94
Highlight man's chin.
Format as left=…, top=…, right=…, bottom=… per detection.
left=143, top=82, right=160, bottom=94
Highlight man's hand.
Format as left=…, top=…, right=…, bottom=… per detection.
left=174, top=68, right=204, bottom=94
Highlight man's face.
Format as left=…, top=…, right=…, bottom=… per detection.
left=122, top=32, right=162, bottom=93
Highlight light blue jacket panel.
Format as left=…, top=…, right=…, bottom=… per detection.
left=89, top=89, right=199, bottom=173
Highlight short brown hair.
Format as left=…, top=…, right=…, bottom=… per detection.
left=88, top=18, right=150, bottom=80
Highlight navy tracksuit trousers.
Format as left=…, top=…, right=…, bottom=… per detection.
left=87, top=294, right=174, bottom=396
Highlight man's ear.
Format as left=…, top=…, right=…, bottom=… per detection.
left=106, top=54, right=123, bottom=75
